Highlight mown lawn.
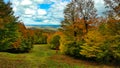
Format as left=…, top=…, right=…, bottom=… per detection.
left=0, top=44, right=118, bottom=68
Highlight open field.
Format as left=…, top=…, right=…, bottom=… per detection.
left=0, top=44, right=119, bottom=68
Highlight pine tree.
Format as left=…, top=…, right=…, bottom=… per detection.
left=0, top=0, right=19, bottom=51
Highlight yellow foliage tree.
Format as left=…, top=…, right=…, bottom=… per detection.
left=80, top=30, right=105, bottom=58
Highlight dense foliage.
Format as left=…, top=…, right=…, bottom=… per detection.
left=60, top=0, right=97, bottom=58
left=59, top=0, right=120, bottom=64
left=33, top=29, right=47, bottom=44
left=14, top=23, right=34, bottom=52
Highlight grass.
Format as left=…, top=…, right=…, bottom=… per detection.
left=0, top=44, right=118, bottom=68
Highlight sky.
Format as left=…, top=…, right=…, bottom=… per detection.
left=4, top=0, right=105, bottom=25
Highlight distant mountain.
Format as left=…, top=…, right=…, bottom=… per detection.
left=25, top=25, right=60, bottom=28
left=25, top=25, right=61, bottom=31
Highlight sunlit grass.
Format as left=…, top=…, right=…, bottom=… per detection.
left=0, top=44, right=80, bottom=68
left=0, top=44, right=116, bottom=68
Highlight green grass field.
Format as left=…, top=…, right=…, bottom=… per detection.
left=0, top=44, right=118, bottom=68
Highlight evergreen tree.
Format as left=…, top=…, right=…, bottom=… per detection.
left=0, top=0, right=19, bottom=51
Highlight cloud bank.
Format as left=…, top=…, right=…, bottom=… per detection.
left=9, top=0, right=69, bottom=25
left=8, top=0, right=105, bottom=25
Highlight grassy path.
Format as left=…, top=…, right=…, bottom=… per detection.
left=0, top=44, right=117, bottom=68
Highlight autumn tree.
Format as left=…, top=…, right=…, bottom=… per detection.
left=61, top=0, right=97, bottom=41
left=103, top=0, right=120, bottom=35
left=61, top=1, right=78, bottom=40
left=60, top=0, right=97, bottom=58
left=16, top=23, right=33, bottom=52
left=80, top=0, right=120, bottom=63
left=99, top=1, right=120, bottom=62
left=75, top=0, right=97, bottom=33
left=104, top=0, right=120, bottom=18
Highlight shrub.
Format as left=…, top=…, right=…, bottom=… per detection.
left=98, top=35, right=120, bottom=64
left=38, top=35, right=47, bottom=44
left=80, top=30, right=104, bottom=58
left=49, top=35, right=60, bottom=50
left=33, top=30, right=48, bottom=44
left=60, top=39, right=84, bottom=58
left=80, top=29, right=120, bottom=64
left=19, top=38, right=33, bottom=52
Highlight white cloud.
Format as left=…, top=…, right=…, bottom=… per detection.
left=21, top=0, right=32, bottom=5
left=25, top=8, right=36, bottom=15
left=10, top=0, right=105, bottom=25
left=37, top=9, right=47, bottom=15
left=43, top=20, right=49, bottom=23
left=46, top=1, right=68, bottom=25
left=10, top=0, right=69, bottom=25
left=33, top=0, right=44, bottom=4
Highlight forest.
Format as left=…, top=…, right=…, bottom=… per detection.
left=0, top=0, right=120, bottom=68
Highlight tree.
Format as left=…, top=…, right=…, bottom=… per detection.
left=97, top=1, right=120, bottom=63
left=80, top=30, right=105, bottom=59
left=49, top=35, right=60, bottom=50
left=16, top=23, right=33, bottom=52
left=0, top=0, right=19, bottom=51
left=103, top=0, right=120, bottom=35
left=75, top=0, right=97, bottom=33
left=60, top=0, right=97, bottom=58
left=61, top=1, right=78, bottom=40
left=104, top=0, right=120, bottom=18
left=80, top=24, right=120, bottom=63
left=61, top=0, right=97, bottom=41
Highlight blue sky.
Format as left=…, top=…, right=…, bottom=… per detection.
left=4, top=0, right=105, bottom=25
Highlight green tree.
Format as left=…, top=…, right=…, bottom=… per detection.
left=0, top=0, right=19, bottom=51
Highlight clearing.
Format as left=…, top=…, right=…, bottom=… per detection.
left=0, top=44, right=118, bottom=68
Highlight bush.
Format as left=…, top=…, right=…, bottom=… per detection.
left=33, top=31, right=48, bottom=44
left=98, top=35, right=120, bottom=64
left=6, top=37, right=33, bottom=53
left=49, top=35, right=60, bottom=50
left=80, top=29, right=120, bottom=64
left=19, top=38, right=33, bottom=52
left=38, top=35, right=47, bottom=44
left=60, top=40, right=83, bottom=58
left=80, top=30, right=104, bottom=58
